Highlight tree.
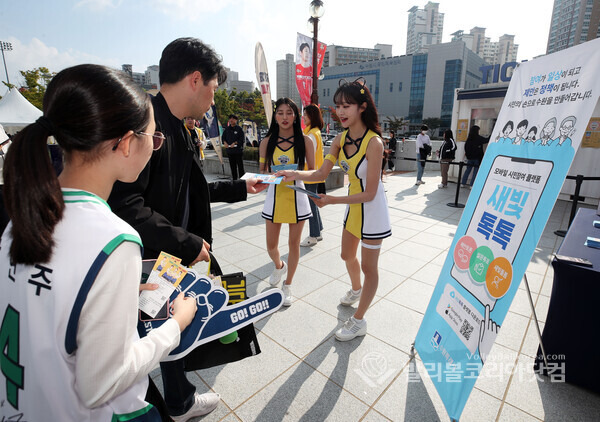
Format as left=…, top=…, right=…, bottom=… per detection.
left=214, top=88, right=268, bottom=129
left=1, top=81, right=16, bottom=100
left=422, top=117, right=443, bottom=136
left=384, top=115, right=408, bottom=134
left=18, top=67, right=55, bottom=109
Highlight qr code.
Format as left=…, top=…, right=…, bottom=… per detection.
left=460, top=319, right=474, bottom=341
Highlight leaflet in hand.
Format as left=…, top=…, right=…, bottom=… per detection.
left=270, top=163, right=298, bottom=172
left=286, top=184, right=321, bottom=199
left=241, top=172, right=283, bottom=184
left=139, top=252, right=187, bottom=318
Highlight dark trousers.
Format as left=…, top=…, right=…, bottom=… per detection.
left=160, top=359, right=196, bottom=416
left=228, top=153, right=245, bottom=180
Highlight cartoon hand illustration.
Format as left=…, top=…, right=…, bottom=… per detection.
left=138, top=268, right=284, bottom=361
left=478, top=305, right=500, bottom=364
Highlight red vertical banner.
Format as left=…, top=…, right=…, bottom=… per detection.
left=296, top=32, right=326, bottom=107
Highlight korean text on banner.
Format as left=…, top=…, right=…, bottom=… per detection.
left=201, top=104, right=223, bottom=165
left=414, top=37, right=600, bottom=421
left=255, top=42, right=273, bottom=127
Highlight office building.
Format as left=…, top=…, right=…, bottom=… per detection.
left=144, top=65, right=159, bottom=89
left=323, top=44, right=392, bottom=67
left=406, top=2, right=444, bottom=55
left=451, top=28, right=519, bottom=65
left=318, top=40, right=485, bottom=132
left=220, top=68, right=255, bottom=94
left=121, top=64, right=146, bottom=87
left=547, top=0, right=600, bottom=53
left=276, top=53, right=302, bottom=106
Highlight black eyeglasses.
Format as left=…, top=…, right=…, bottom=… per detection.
left=112, top=131, right=166, bottom=151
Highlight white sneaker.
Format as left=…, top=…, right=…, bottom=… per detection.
left=282, top=284, right=292, bottom=306
left=438, top=183, right=447, bottom=188
left=335, top=317, right=367, bottom=341
left=300, top=236, right=318, bottom=247
left=316, top=235, right=323, bottom=241
left=340, top=289, right=361, bottom=306
left=269, top=260, right=287, bottom=286
left=171, top=392, right=220, bottom=422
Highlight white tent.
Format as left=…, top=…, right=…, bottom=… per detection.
left=0, top=88, right=43, bottom=134
left=0, top=124, right=7, bottom=143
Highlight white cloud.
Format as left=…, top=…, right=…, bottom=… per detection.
left=0, top=37, right=117, bottom=95
left=150, top=0, right=236, bottom=21
left=75, top=0, right=123, bottom=12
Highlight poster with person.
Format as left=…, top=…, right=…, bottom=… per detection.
left=414, top=37, right=600, bottom=421
left=295, top=32, right=326, bottom=107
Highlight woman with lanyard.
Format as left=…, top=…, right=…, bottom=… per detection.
left=277, top=79, right=391, bottom=341
left=259, top=97, right=315, bottom=307
left=0, top=64, right=197, bottom=421
left=300, top=104, right=326, bottom=247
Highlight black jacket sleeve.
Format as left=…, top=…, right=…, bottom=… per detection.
left=109, top=163, right=205, bottom=266
left=208, top=179, right=247, bottom=203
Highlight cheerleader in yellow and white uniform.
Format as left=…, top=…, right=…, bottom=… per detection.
left=277, top=80, right=391, bottom=341
left=259, top=98, right=314, bottom=307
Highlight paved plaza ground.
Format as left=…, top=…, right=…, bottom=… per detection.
left=151, top=167, right=600, bottom=421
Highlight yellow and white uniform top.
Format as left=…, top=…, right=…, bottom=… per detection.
left=261, top=140, right=312, bottom=224
left=338, top=130, right=392, bottom=240
left=303, top=126, right=325, bottom=184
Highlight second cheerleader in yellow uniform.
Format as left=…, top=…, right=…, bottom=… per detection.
left=277, top=79, right=391, bottom=341
left=259, top=97, right=315, bottom=306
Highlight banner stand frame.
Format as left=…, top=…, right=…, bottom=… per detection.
left=523, top=273, right=549, bottom=370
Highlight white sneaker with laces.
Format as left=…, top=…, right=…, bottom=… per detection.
left=282, top=284, right=292, bottom=306
left=269, top=260, right=287, bottom=286
left=170, top=392, right=220, bottom=422
left=340, top=289, right=361, bottom=306
left=438, top=183, right=447, bottom=188
left=300, top=236, right=318, bottom=247
left=335, top=317, right=367, bottom=341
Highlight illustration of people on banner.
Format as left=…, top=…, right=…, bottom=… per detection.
left=295, top=32, right=326, bottom=107
left=415, top=37, right=600, bottom=421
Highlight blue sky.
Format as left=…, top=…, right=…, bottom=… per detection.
left=0, top=0, right=553, bottom=97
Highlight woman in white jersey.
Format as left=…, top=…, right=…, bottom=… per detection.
left=0, top=64, right=197, bottom=421
left=277, top=79, right=391, bottom=341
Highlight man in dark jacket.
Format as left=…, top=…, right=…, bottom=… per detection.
left=387, top=130, right=397, bottom=171
left=222, top=114, right=245, bottom=180
left=108, top=37, right=266, bottom=422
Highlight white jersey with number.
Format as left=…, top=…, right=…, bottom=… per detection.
left=0, top=190, right=161, bottom=421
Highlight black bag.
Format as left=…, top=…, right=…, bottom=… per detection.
left=422, top=143, right=432, bottom=157
left=182, top=254, right=261, bottom=371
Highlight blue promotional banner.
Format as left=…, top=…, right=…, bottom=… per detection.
left=138, top=264, right=283, bottom=361
left=415, top=38, right=600, bottom=421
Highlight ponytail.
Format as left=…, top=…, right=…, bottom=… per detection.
left=3, top=121, right=64, bottom=264
left=2, top=64, right=151, bottom=265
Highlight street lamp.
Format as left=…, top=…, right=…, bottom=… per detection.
left=308, top=0, right=324, bottom=105
left=0, top=41, right=13, bottom=86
